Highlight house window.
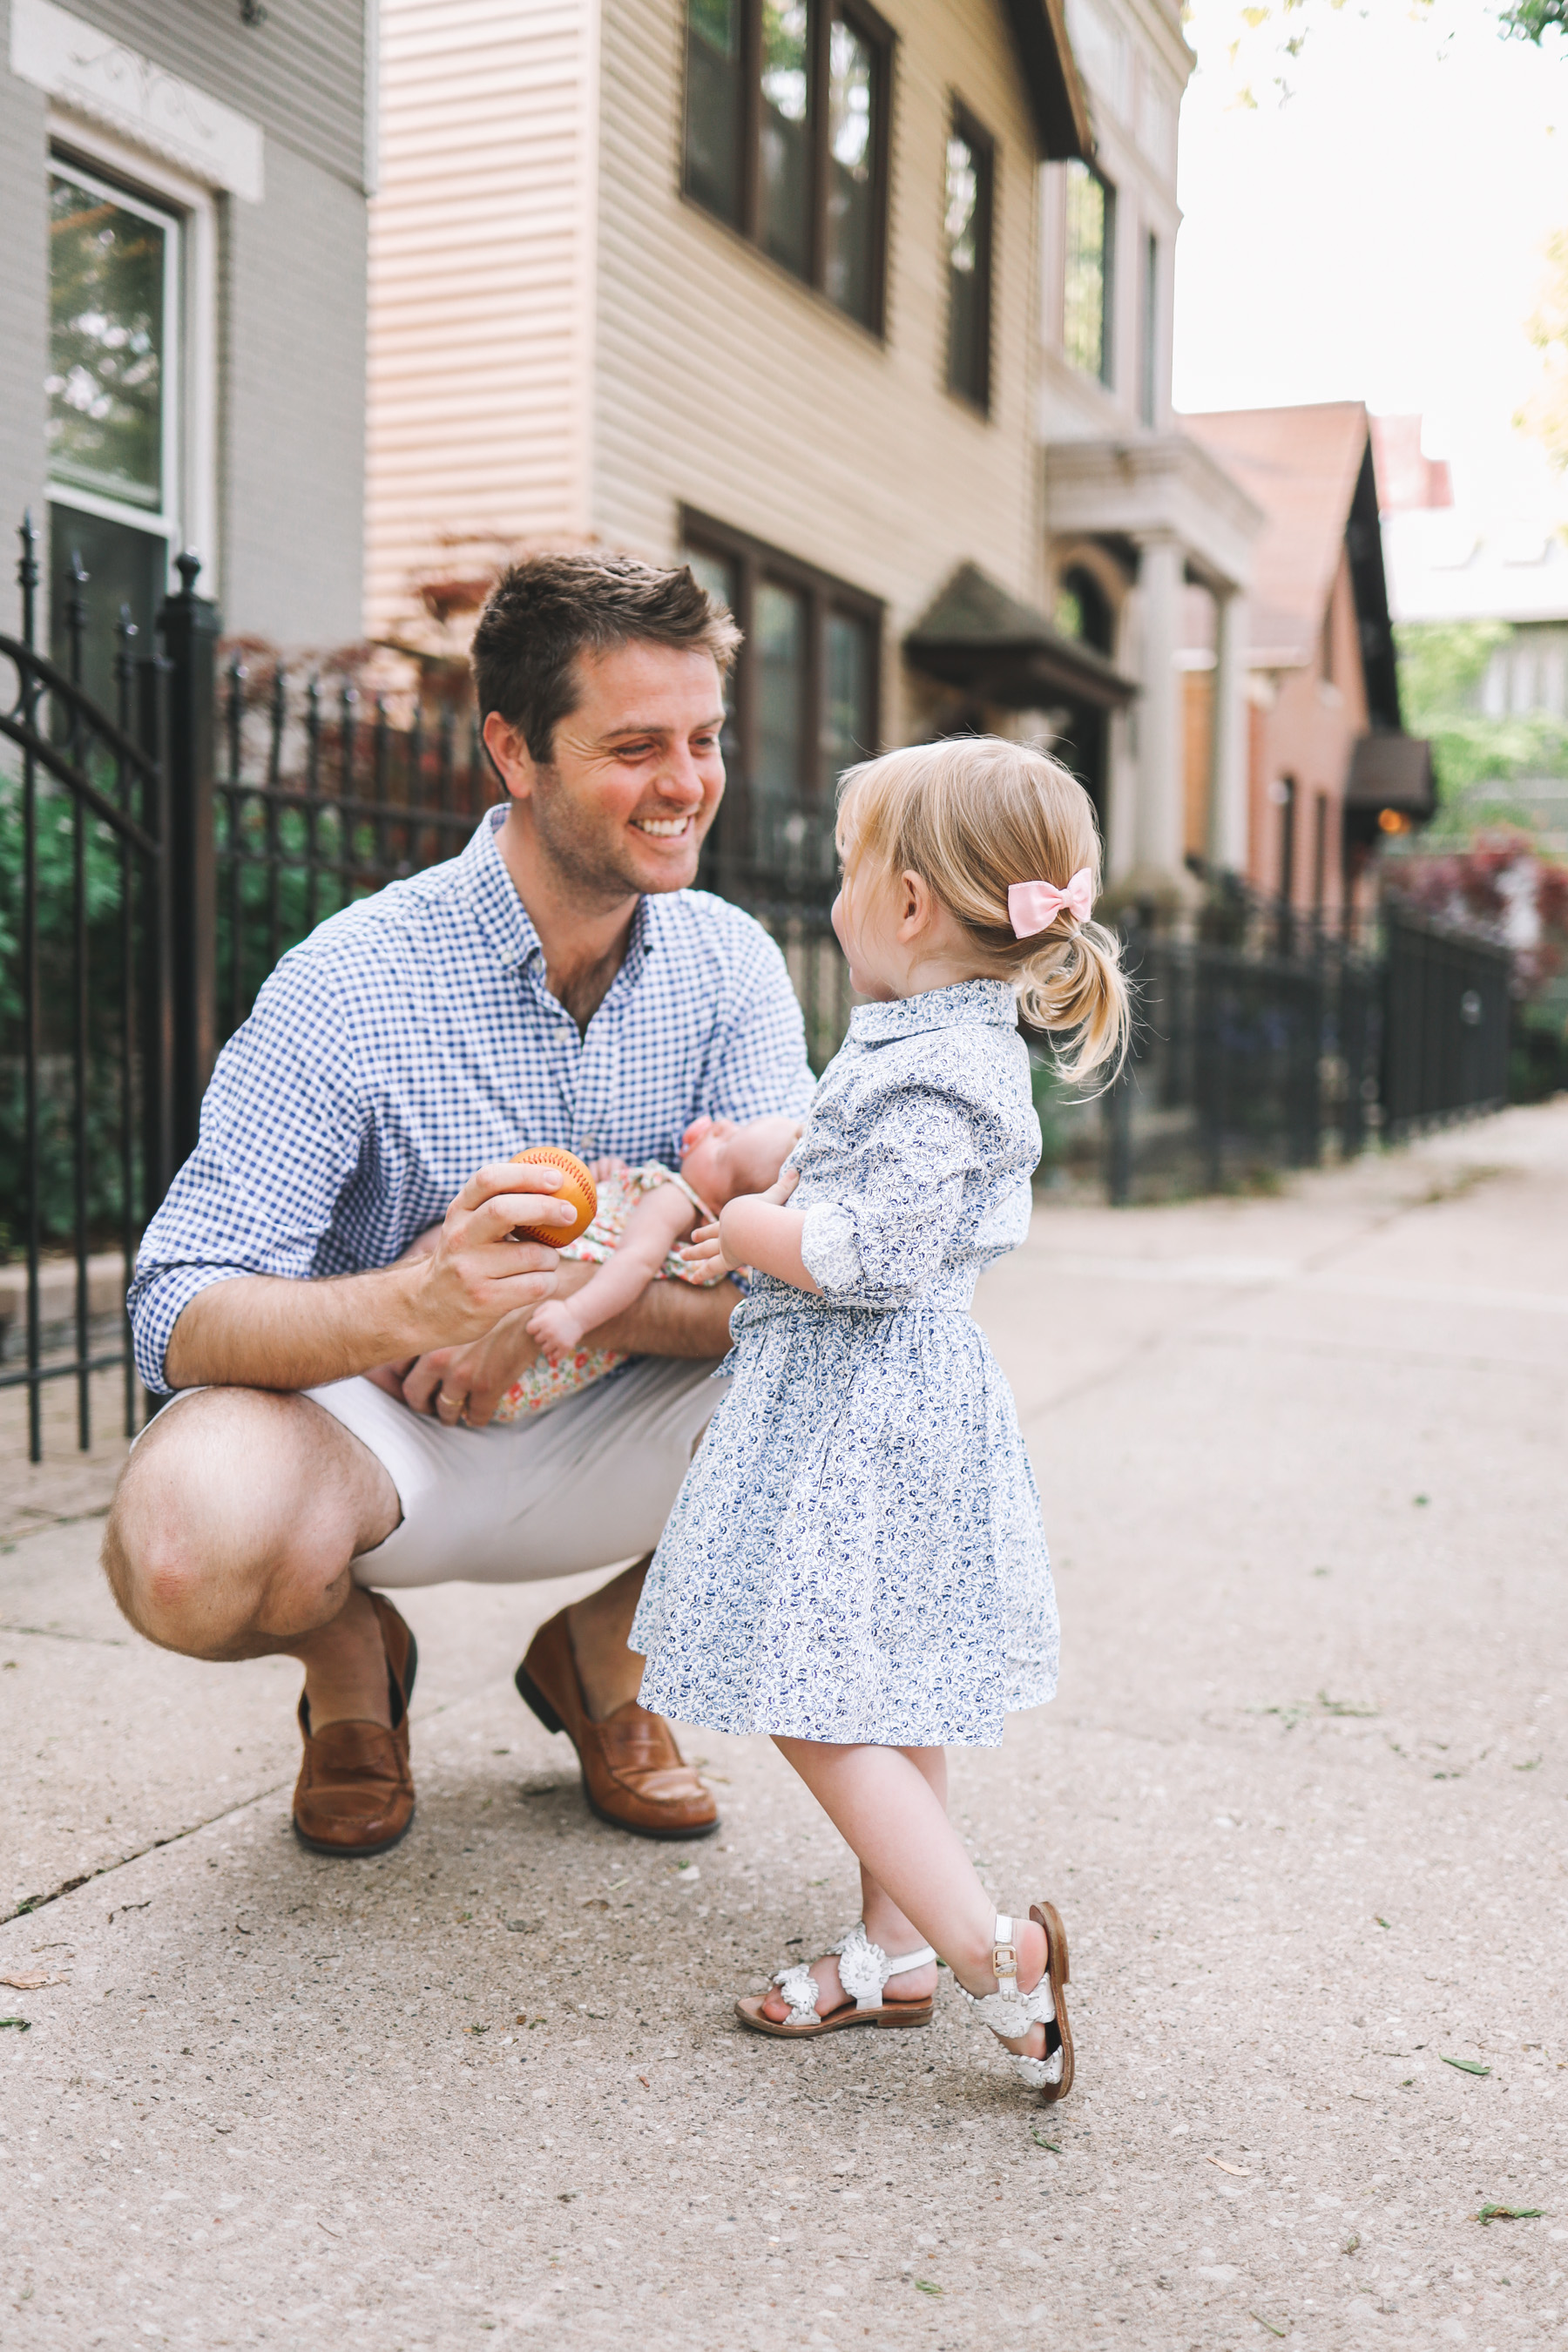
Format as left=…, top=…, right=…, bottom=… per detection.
left=681, top=510, right=881, bottom=873
left=46, top=156, right=181, bottom=697
left=683, top=0, right=892, bottom=333
left=684, top=0, right=746, bottom=226
left=1063, top=159, right=1114, bottom=387
left=944, top=105, right=994, bottom=414
left=1139, top=229, right=1158, bottom=428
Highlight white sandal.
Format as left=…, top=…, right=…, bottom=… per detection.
left=735, top=1919, right=937, bottom=2038
left=958, top=1905, right=1074, bottom=2102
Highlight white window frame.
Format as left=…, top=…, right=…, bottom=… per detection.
left=46, top=112, right=219, bottom=598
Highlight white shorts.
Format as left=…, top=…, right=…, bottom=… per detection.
left=302, top=1356, right=729, bottom=1589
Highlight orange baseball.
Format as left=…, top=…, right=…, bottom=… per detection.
left=509, top=1146, right=598, bottom=1247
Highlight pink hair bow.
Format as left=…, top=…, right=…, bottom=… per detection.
left=1007, top=868, right=1094, bottom=939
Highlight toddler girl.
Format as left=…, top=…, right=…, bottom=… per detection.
left=629, top=737, right=1128, bottom=2101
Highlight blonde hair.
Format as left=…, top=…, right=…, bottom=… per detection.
left=836, top=735, right=1130, bottom=1084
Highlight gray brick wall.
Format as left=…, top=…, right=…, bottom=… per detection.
left=0, top=0, right=367, bottom=652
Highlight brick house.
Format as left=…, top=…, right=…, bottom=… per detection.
left=1180, top=401, right=1432, bottom=918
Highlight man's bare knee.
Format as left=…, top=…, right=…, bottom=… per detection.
left=102, top=1388, right=398, bottom=1659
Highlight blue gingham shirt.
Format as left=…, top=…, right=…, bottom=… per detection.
left=130, top=808, right=814, bottom=1391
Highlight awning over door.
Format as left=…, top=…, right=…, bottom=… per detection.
left=904, top=562, right=1138, bottom=713
left=1346, top=729, right=1436, bottom=821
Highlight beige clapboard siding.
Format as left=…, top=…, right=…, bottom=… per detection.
left=592, top=0, right=1044, bottom=743
left=366, top=0, right=593, bottom=640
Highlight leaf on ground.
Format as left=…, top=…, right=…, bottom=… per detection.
left=1441, top=2055, right=1491, bottom=2077
left=1342, top=2233, right=1360, bottom=2255
left=0, top=1971, right=64, bottom=1991
left=1375, top=1916, right=1391, bottom=1930
left=1250, top=2315, right=1289, bottom=2340
left=1317, top=1691, right=1379, bottom=1718
left=913, top=2280, right=942, bottom=2296
left=1475, top=2203, right=1545, bottom=2225
left=0, top=2016, right=31, bottom=2031
left=1206, top=2157, right=1251, bottom=2176
left=1030, top=2132, right=1061, bottom=2153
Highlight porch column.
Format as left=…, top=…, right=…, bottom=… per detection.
left=1132, top=531, right=1185, bottom=899
left=1206, top=586, right=1249, bottom=873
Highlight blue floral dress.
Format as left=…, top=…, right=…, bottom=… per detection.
left=631, top=977, right=1058, bottom=1748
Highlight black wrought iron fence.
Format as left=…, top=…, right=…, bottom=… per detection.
left=1382, top=906, right=1511, bottom=1139
left=215, top=653, right=497, bottom=1045
left=1098, top=914, right=1382, bottom=1204
left=0, top=517, right=173, bottom=1459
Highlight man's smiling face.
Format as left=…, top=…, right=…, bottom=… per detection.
left=485, top=640, right=727, bottom=904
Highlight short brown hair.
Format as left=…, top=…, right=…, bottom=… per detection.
left=470, top=551, right=741, bottom=764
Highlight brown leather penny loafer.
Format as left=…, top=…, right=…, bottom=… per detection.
left=515, top=1605, right=717, bottom=1842
left=293, top=1592, right=418, bottom=1858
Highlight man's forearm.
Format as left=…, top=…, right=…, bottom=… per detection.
left=163, top=1267, right=436, bottom=1393
left=591, top=1274, right=740, bottom=1362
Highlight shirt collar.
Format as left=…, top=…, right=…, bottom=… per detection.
left=848, top=977, right=1018, bottom=1044
left=452, top=804, right=663, bottom=983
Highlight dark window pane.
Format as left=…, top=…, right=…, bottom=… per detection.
left=48, top=503, right=166, bottom=713
left=685, top=0, right=744, bottom=225
left=48, top=169, right=170, bottom=512
left=821, top=607, right=873, bottom=821
left=945, top=118, right=992, bottom=409
left=754, top=578, right=807, bottom=860
left=1064, top=161, right=1114, bottom=388
left=760, top=0, right=812, bottom=280
left=825, top=13, right=876, bottom=326
left=683, top=542, right=742, bottom=758
left=1140, top=229, right=1158, bottom=427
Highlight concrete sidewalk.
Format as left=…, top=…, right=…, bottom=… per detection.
left=3, top=1106, right=1567, bottom=2350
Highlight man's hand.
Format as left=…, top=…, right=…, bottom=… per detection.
left=165, top=1159, right=584, bottom=1395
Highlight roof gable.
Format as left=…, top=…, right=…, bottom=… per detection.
left=1180, top=402, right=1370, bottom=667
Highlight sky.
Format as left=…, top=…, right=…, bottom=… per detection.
left=1173, top=0, right=1568, bottom=520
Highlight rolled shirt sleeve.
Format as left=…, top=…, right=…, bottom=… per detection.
left=128, top=949, right=369, bottom=1392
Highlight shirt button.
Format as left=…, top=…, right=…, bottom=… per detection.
left=579, top=1139, right=597, bottom=1155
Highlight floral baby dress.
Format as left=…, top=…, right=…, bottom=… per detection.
left=631, top=978, right=1058, bottom=1747
left=491, top=1162, right=720, bottom=1422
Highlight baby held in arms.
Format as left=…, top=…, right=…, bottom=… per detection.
left=490, top=1112, right=803, bottom=1423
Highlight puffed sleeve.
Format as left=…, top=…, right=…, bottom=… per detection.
left=798, top=1080, right=984, bottom=1307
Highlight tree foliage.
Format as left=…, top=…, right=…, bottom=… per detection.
left=1396, top=620, right=1568, bottom=845
left=1188, top=0, right=1563, bottom=109
left=1517, top=229, right=1568, bottom=473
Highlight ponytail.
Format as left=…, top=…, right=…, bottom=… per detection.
left=1016, top=916, right=1131, bottom=1086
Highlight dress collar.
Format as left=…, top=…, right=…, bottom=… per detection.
left=848, top=977, right=1018, bottom=1044
left=453, top=805, right=659, bottom=980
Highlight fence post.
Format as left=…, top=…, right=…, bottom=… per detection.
left=158, top=552, right=220, bottom=1169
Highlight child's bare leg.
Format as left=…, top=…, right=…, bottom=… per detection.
left=761, top=1738, right=1050, bottom=2058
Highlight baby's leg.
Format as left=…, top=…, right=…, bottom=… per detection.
left=763, top=1738, right=1051, bottom=2058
